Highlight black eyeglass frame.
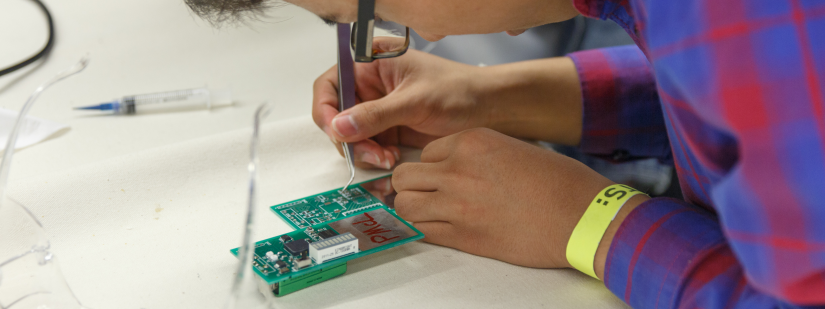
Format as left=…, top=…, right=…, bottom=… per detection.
left=351, top=0, right=411, bottom=63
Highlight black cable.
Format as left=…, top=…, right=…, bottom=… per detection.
left=0, top=0, right=55, bottom=77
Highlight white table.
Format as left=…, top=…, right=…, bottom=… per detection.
left=0, top=1, right=628, bottom=308
left=1, top=0, right=337, bottom=181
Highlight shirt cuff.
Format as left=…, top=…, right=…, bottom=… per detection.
left=568, top=46, right=670, bottom=162
left=604, top=197, right=726, bottom=308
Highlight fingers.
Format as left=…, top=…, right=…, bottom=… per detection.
left=331, top=138, right=402, bottom=170
left=410, top=221, right=457, bottom=248
left=312, top=63, right=412, bottom=166
left=385, top=145, right=401, bottom=162
left=330, top=92, right=417, bottom=143
left=392, top=163, right=440, bottom=192
left=394, top=191, right=454, bottom=222
left=419, top=134, right=457, bottom=163
left=350, top=140, right=397, bottom=170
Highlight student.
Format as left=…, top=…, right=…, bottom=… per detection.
left=187, top=0, right=825, bottom=307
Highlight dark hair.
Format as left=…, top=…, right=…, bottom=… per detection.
left=184, top=0, right=283, bottom=26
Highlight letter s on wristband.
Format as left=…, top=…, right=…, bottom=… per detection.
left=566, top=184, right=648, bottom=279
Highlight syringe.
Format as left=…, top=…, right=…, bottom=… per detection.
left=74, top=87, right=232, bottom=114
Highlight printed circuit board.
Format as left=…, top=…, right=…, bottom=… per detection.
left=271, top=178, right=393, bottom=229
left=230, top=176, right=422, bottom=296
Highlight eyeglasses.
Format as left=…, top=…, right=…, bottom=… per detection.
left=351, top=0, right=410, bottom=62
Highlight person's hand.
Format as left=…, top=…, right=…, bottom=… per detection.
left=313, top=51, right=586, bottom=170
left=313, top=49, right=491, bottom=170
left=392, top=128, right=647, bottom=272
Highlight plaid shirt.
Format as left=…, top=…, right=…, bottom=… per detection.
left=568, top=0, right=825, bottom=308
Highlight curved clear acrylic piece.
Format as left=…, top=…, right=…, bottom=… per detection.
left=225, top=102, right=277, bottom=309
left=0, top=57, right=89, bottom=309
left=0, top=197, right=84, bottom=309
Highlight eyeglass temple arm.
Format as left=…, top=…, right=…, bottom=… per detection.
left=370, top=27, right=411, bottom=60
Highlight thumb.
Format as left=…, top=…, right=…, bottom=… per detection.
left=330, top=93, right=414, bottom=142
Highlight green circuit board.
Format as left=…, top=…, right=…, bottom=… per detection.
left=271, top=177, right=395, bottom=229
left=230, top=176, right=422, bottom=296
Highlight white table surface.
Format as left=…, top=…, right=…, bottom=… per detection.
left=0, top=1, right=628, bottom=308
left=1, top=0, right=336, bottom=181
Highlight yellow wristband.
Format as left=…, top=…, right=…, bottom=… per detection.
left=566, top=184, right=647, bottom=279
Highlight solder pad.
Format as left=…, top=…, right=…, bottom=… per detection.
left=230, top=176, right=423, bottom=296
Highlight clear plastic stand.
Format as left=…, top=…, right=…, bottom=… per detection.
left=224, top=102, right=278, bottom=309
left=0, top=57, right=89, bottom=309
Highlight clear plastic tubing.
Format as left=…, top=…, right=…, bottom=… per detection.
left=75, top=87, right=232, bottom=114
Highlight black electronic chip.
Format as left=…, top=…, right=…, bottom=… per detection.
left=279, top=235, right=292, bottom=242
left=274, top=260, right=290, bottom=274
left=318, top=229, right=337, bottom=239
left=284, top=239, right=309, bottom=256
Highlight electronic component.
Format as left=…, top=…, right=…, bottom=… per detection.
left=318, top=229, right=337, bottom=239
left=279, top=235, right=292, bottom=242
left=309, top=233, right=359, bottom=264
left=265, top=251, right=278, bottom=263
left=295, top=256, right=312, bottom=269
left=274, top=260, right=290, bottom=274
left=284, top=239, right=309, bottom=256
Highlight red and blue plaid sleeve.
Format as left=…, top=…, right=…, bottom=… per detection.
left=572, top=0, right=825, bottom=308
left=604, top=197, right=825, bottom=309
left=573, top=0, right=645, bottom=48
left=568, top=46, right=670, bottom=162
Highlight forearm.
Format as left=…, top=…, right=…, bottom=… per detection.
left=473, top=57, right=583, bottom=145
